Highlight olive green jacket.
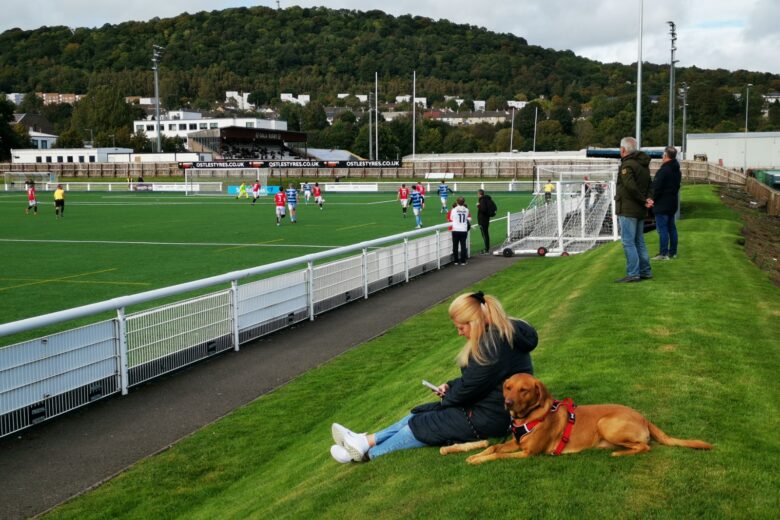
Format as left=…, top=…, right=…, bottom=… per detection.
left=615, top=151, right=652, bottom=218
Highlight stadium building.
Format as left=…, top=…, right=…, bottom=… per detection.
left=187, top=126, right=309, bottom=160
left=133, top=110, right=287, bottom=144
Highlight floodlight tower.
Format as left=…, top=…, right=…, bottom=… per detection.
left=667, top=21, right=677, bottom=147
left=152, top=45, right=165, bottom=153
left=744, top=83, right=753, bottom=173
left=680, top=82, right=689, bottom=160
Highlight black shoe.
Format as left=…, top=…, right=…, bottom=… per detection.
left=614, top=276, right=641, bottom=283
left=640, top=274, right=653, bottom=280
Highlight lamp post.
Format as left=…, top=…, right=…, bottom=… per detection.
left=744, top=83, right=752, bottom=173
left=680, top=82, right=688, bottom=160
left=532, top=106, right=538, bottom=153
left=636, top=0, right=643, bottom=148
left=152, top=45, right=165, bottom=153
left=85, top=128, right=93, bottom=147
left=109, top=134, right=116, bottom=148
left=666, top=21, right=677, bottom=147
left=509, top=107, right=515, bottom=152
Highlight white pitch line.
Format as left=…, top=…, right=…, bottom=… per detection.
left=0, top=238, right=339, bottom=249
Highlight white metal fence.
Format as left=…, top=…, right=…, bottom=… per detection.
left=0, top=223, right=461, bottom=438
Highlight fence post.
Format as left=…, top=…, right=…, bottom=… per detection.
left=116, top=307, right=129, bottom=395
left=362, top=248, right=369, bottom=299
left=404, top=238, right=410, bottom=283
left=436, top=230, right=442, bottom=269
left=307, top=261, right=315, bottom=321
left=230, top=280, right=240, bottom=351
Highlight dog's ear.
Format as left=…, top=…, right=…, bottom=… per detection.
left=533, top=378, right=549, bottom=407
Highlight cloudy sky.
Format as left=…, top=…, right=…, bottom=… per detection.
left=3, top=0, right=779, bottom=74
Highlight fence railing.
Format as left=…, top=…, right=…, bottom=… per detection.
left=745, top=177, right=780, bottom=216
left=0, top=223, right=458, bottom=438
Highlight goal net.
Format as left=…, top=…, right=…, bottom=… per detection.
left=3, top=171, right=57, bottom=191
left=499, top=164, right=619, bottom=257
left=184, top=168, right=267, bottom=196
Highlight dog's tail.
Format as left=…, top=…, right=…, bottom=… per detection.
left=648, top=422, right=713, bottom=450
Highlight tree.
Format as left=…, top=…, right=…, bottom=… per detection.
left=17, top=92, right=44, bottom=114
left=0, top=99, right=28, bottom=160
left=492, top=127, right=523, bottom=152
left=55, top=128, right=85, bottom=148
left=300, top=101, right=328, bottom=131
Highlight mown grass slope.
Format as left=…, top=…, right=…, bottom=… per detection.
left=45, top=185, right=780, bottom=519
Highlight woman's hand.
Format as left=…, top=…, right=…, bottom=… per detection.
left=436, top=383, right=449, bottom=398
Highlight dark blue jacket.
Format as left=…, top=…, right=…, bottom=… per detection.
left=408, top=319, right=538, bottom=445
left=652, top=160, right=681, bottom=215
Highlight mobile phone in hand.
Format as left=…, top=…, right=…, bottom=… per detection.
left=422, top=380, right=440, bottom=392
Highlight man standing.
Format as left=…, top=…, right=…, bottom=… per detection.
left=25, top=181, right=38, bottom=215
left=54, top=184, right=66, bottom=219
left=448, top=197, right=471, bottom=265
left=274, top=189, right=287, bottom=226
left=477, top=189, right=496, bottom=254
left=410, top=185, right=425, bottom=228
left=652, top=146, right=682, bottom=260
left=615, top=137, right=653, bottom=283
left=437, top=180, right=453, bottom=213
left=302, top=181, right=312, bottom=204
left=285, top=183, right=299, bottom=223
left=543, top=180, right=555, bottom=204
left=236, top=181, right=248, bottom=199
left=397, top=183, right=410, bottom=218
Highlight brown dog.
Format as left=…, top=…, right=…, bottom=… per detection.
left=441, top=373, right=712, bottom=464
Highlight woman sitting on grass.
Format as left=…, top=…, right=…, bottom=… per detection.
left=330, top=291, right=538, bottom=463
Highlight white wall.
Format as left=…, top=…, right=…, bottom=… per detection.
left=686, top=132, right=780, bottom=169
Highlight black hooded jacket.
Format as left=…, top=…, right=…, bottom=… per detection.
left=408, top=319, right=538, bottom=446
left=652, top=160, right=681, bottom=215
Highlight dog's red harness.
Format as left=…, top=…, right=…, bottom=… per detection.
left=509, top=398, right=576, bottom=455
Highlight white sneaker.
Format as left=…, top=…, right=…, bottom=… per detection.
left=331, top=423, right=368, bottom=461
left=330, top=444, right=353, bottom=464
left=342, top=435, right=369, bottom=461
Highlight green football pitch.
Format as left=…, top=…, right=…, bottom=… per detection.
left=0, top=189, right=533, bottom=326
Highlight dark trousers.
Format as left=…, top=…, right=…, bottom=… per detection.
left=478, top=219, right=490, bottom=252
left=655, top=213, right=678, bottom=256
left=452, top=231, right=468, bottom=263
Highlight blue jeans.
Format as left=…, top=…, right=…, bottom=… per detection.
left=619, top=216, right=652, bottom=277
left=655, top=213, right=678, bottom=256
left=368, top=414, right=427, bottom=460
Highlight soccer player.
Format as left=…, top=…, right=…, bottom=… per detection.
left=25, top=181, right=38, bottom=215
left=54, top=184, right=65, bottom=218
left=251, top=180, right=262, bottom=205
left=302, top=181, right=312, bottom=204
left=397, top=183, right=410, bottom=218
left=415, top=181, right=426, bottom=201
left=448, top=197, right=471, bottom=265
left=236, top=181, right=248, bottom=199
left=285, top=183, right=299, bottom=223
left=410, top=185, right=425, bottom=228
left=543, top=179, right=555, bottom=204
left=274, top=189, right=287, bottom=226
left=437, top=180, right=453, bottom=213
left=313, top=182, right=324, bottom=210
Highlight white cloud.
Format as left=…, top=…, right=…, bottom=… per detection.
left=1, top=0, right=778, bottom=73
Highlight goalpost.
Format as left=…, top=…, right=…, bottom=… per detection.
left=499, top=163, right=619, bottom=257
left=184, top=168, right=267, bottom=196
left=3, top=171, right=57, bottom=191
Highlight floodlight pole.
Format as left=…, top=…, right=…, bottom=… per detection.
left=375, top=72, right=379, bottom=160
left=680, top=82, right=688, bottom=160
left=744, top=83, right=752, bottom=173
left=509, top=107, right=515, bottom=152
left=667, top=21, right=677, bottom=147
left=412, top=70, right=416, bottom=159
left=368, top=94, right=373, bottom=160
left=636, top=0, right=643, bottom=149
left=152, top=45, right=165, bottom=153
left=532, top=106, right=538, bottom=153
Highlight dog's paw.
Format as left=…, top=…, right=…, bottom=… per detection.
left=466, top=455, right=484, bottom=465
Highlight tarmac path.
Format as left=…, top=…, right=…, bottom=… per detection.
left=0, top=254, right=521, bottom=519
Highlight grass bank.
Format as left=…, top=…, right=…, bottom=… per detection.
left=45, top=185, right=780, bottom=519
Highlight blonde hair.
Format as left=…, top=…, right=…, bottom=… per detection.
left=449, top=292, right=514, bottom=367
